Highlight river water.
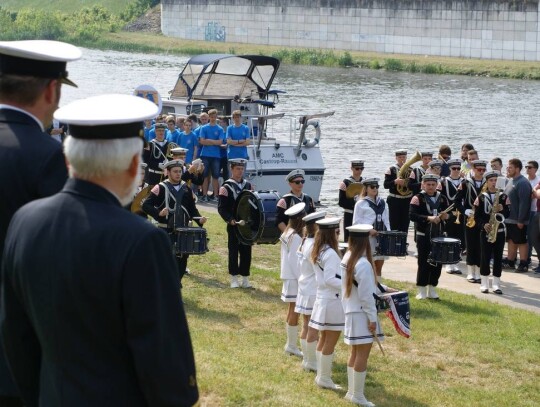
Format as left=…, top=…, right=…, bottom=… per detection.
left=62, top=48, right=540, bottom=213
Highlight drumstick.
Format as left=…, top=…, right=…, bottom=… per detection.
left=236, top=220, right=246, bottom=226
left=373, top=334, right=385, bottom=356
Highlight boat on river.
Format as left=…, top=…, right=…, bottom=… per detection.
left=160, top=54, right=333, bottom=203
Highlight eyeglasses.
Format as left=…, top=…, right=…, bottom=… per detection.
left=451, top=167, right=461, bottom=170
left=369, top=185, right=379, bottom=189
left=353, top=167, right=364, bottom=170
left=292, top=180, right=305, bottom=185
left=475, top=168, right=486, bottom=172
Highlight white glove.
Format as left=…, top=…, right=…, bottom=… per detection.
left=354, top=195, right=359, bottom=202
left=465, top=209, right=473, bottom=217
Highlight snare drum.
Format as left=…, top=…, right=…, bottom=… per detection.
left=376, top=231, right=408, bottom=256
left=176, top=227, right=208, bottom=255
left=234, top=190, right=281, bottom=245
left=429, top=237, right=461, bottom=264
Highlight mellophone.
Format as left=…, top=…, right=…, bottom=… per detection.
left=233, top=190, right=281, bottom=245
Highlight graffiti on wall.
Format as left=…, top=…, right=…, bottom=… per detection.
left=205, top=22, right=226, bottom=42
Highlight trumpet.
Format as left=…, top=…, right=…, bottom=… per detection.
left=466, top=209, right=476, bottom=228
left=452, top=209, right=461, bottom=224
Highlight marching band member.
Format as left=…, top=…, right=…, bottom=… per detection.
left=410, top=174, right=450, bottom=300
left=438, top=158, right=465, bottom=274
left=310, top=217, right=345, bottom=390
left=171, top=147, right=205, bottom=187
left=296, top=210, right=327, bottom=371
left=280, top=202, right=307, bottom=357
left=474, top=171, right=510, bottom=294
left=408, top=151, right=433, bottom=195
left=341, top=224, right=384, bottom=406
left=455, top=159, right=487, bottom=283
left=143, top=159, right=206, bottom=285
left=143, top=122, right=171, bottom=186
left=352, top=178, right=390, bottom=282
left=384, top=149, right=412, bottom=237
left=339, top=159, right=364, bottom=241
left=276, top=169, right=316, bottom=232
left=217, top=158, right=254, bottom=288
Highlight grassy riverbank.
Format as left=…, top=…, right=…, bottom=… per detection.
left=97, top=31, right=540, bottom=80
left=185, top=210, right=539, bottom=406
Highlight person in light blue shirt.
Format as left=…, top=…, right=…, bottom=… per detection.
left=165, top=116, right=181, bottom=144
left=199, top=109, right=226, bottom=201
left=226, top=110, right=251, bottom=160
left=178, top=120, right=198, bottom=164
left=143, top=119, right=154, bottom=142
left=192, top=112, right=208, bottom=160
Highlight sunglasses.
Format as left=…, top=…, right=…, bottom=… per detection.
left=369, top=185, right=379, bottom=189
left=451, top=167, right=460, bottom=170
left=292, top=180, right=305, bottom=185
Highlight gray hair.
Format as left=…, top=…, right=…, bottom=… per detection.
left=63, top=135, right=142, bottom=179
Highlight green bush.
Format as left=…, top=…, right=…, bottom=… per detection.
left=369, top=59, right=382, bottom=69
left=422, top=63, right=442, bottom=74
left=338, top=51, right=353, bottom=67
left=385, top=58, right=404, bottom=71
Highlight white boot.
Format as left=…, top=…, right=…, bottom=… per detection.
left=241, top=276, right=252, bottom=288
left=315, top=353, right=341, bottom=389
left=345, top=366, right=354, bottom=400
left=427, top=285, right=439, bottom=300
left=466, top=265, right=475, bottom=282
left=315, top=350, right=322, bottom=382
left=230, top=275, right=239, bottom=288
left=284, top=324, right=302, bottom=357
left=473, top=266, right=481, bottom=283
left=350, top=370, right=375, bottom=406
left=492, top=277, right=503, bottom=295
left=302, top=340, right=317, bottom=372
left=415, top=286, right=427, bottom=300
left=480, top=276, right=489, bottom=293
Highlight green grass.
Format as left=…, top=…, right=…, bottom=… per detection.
left=1, top=0, right=131, bottom=14
left=184, top=210, right=540, bottom=406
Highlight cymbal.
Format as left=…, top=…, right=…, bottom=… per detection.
left=345, top=183, right=364, bottom=199
left=131, top=185, right=152, bottom=214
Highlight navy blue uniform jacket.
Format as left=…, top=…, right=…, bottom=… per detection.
left=0, top=108, right=68, bottom=398
left=1, top=179, right=198, bottom=407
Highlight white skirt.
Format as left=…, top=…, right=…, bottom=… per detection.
left=294, top=294, right=316, bottom=315
left=343, top=312, right=385, bottom=345
left=308, top=298, right=345, bottom=331
left=281, top=279, right=298, bottom=302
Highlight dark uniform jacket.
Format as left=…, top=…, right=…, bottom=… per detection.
left=1, top=179, right=198, bottom=407
left=474, top=191, right=510, bottom=233
left=455, top=174, right=485, bottom=213
left=410, top=191, right=450, bottom=236
left=143, top=139, right=170, bottom=185
left=218, top=178, right=253, bottom=223
left=276, top=192, right=315, bottom=227
left=0, top=108, right=68, bottom=397
left=338, top=176, right=362, bottom=213
left=438, top=176, right=463, bottom=223
left=384, top=163, right=411, bottom=197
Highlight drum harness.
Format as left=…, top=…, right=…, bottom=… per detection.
left=481, top=191, right=506, bottom=236
left=416, top=191, right=444, bottom=239
left=159, top=180, right=190, bottom=230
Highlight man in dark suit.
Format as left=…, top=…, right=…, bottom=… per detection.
left=0, top=39, right=81, bottom=406
left=1, top=94, right=199, bottom=407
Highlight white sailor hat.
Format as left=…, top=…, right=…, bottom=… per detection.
left=422, top=174, right=440, bottom=182
left=161, top=159, right=184, bottom=170
left=303, top=211, right=327, bottom=224
left=284, top=202, right=306, bottom=218
left=346, top=224, right=373, bottom=236
left=154, top=122, right=167, bottom=130
left=171, top=147, right=188, bottom=155
left=361, top=177, right=380, bottom=186
left=140, top=162, right=148, bottom=170
left=447, top=158, right=461, bottom=167
left=229, top=158, right=247, bottom=168
left=0, top=40, right=81, bottom=87
left=54, top=94, right=159, bottom=140
left=286, top=169, right=305, bottom=182
left=484, top=170, right=500, bottom=180
left=428, top=159, right=443, bottom=168
left=472, top=159, right=488, bottom=168
left=421, top=151, right=434, bottom=157
left=316, top=217, right=341, bottom=229
left=350, top=160, right=364, bottom=168
left=394, top=149, right=407, bottom=156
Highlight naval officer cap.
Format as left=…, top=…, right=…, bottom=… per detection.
left=472, top=159, right=488, bottom=168
left=154, top=122, right=167, bottom=130
left=303, top=211, right=327, bottom=225
left=0, top=40, right=81, bottom=87
left=421, top=151, right=434, bottom=157
left=286, top=169, right=305, bottom=182
left=163, top=159, right=184, bottom=170
left=346, top=224, right=373, bottom=236
left=171, top=147, right=188, bottom=155
left=484, top=170, right=500, bottom=180
left=361, top=177, right=380, bottom=186
left=447, top=158, right=461, bottom=167
left=54, top=94, right=159, bottom=140
left=350, top=159, right=364, bottom=168
left=229, top=158, right=247, bottom=168
left=316, top=217, right=341, bottom=229
left=422, top=174, right=440, bottom=182
left=395, top=149, right=407, bottom=156
left=284, top=202, right=306, bottom=218
left=428, top=159, right=443, bottom=168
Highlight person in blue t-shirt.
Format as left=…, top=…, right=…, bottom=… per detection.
left=165, top=115, right=181, bottom=144
left=179, top=120, right=198, bottom=164
left=226, top=110, right=251, bottom=160
left=192, top=112, right=208, bottom=160
left=199, top=109, right=226, bottom=201
left=143, top=119, right=154, bottom=142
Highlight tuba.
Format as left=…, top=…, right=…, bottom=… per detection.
left=396, top=151, right=422, bottom=196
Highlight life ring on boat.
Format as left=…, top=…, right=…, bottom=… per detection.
left=301, top=119, right=321, bottom=148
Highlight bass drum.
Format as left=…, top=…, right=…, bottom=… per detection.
left=234, top=190, right=281, bottom=245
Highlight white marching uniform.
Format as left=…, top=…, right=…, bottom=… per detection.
left=280, top=230, right=302, bottom=302
left=295, top=237, right=317, bottom=315
left=309, top=245, right=345, bottom=331
left=352, top=197, right=390, bottom=260
left=340, top=251, right=385, bottom=345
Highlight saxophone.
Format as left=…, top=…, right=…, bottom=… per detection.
left=487, top=189, right=505, bottom=243
left=396, top=151, right=422, bottom=196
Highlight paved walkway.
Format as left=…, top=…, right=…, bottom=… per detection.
left=199, top=202, right=540, bottom=314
